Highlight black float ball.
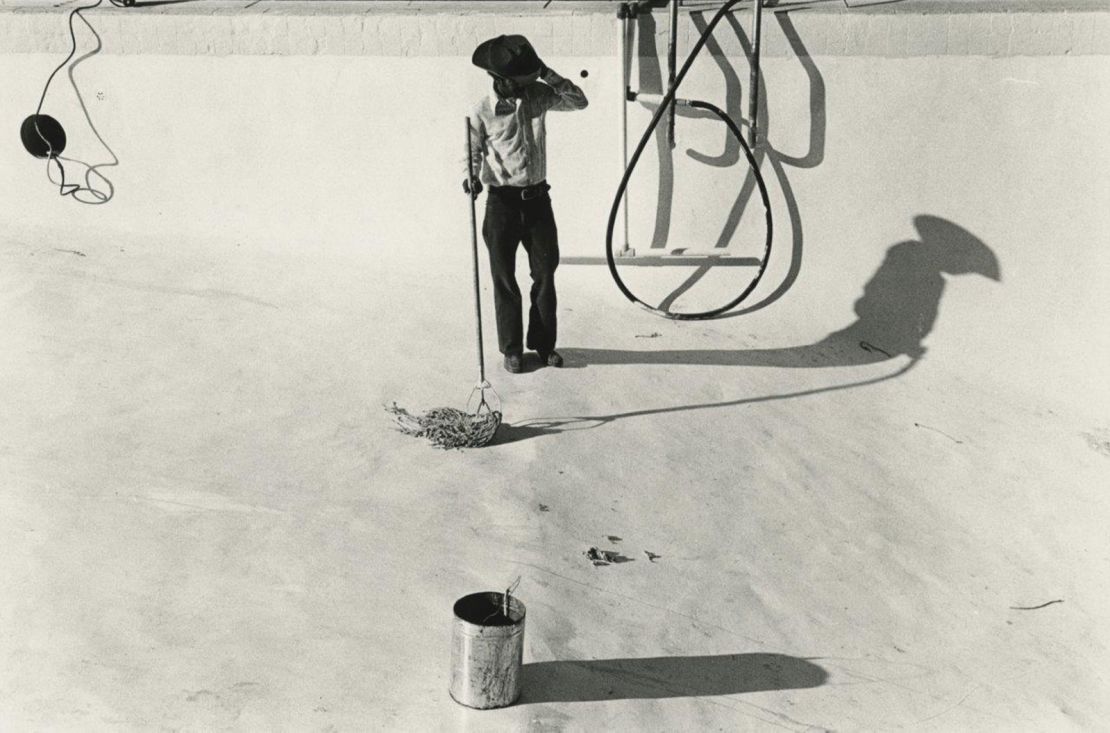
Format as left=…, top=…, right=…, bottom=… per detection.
left=20, top=114, right=66, bottom=158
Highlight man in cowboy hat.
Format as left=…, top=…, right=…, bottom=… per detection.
left=464, top=34, right=588, bottom=374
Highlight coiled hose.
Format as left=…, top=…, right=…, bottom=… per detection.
left=606, top=0, right=773, bottom=320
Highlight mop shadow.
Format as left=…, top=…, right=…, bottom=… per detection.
left=519, top=653, right=828, bottom=704
left=490, top=421, right=564, bottom=445
left=565, top=216, right=1000, bottom=369
left=490, top=417, right=607, bottom=446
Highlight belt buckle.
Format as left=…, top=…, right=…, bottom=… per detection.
left=521, top=186, right=539, bottom=201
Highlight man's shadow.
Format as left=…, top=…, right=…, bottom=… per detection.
left=492, top=216, right=998, bottom=445
left=567, top=216, right=999, bottom=369
left=519, top=652, right=827, bottom=704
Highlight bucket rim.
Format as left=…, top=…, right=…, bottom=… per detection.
left=453, top=591, right=526, bottom=627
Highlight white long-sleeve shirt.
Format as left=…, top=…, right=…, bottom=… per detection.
left=465, top=68, right=588, bottom=188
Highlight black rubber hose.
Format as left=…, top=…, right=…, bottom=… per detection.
left=607, top=0, right=773, bottom=320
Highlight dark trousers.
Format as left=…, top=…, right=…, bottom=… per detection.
left=482, top=184, right=560, bottom=356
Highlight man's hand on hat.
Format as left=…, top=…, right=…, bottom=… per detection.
left=463, top=176, right=483, bottom=199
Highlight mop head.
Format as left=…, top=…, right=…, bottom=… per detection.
left=387, top=403, right=502, bottom=449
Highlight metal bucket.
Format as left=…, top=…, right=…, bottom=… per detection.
left=449, top=591, right=526, bottom=709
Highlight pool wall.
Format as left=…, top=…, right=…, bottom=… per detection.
left=2, top=1, right=1108, bottom=410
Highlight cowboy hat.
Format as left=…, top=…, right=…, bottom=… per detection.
left=472, top=34, right=543, bottom=85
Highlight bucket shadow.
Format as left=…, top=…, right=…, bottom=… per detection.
left=519, top=653, right=827, bottom=704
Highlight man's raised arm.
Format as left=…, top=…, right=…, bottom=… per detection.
left=538, top=66, right=588, bottom=112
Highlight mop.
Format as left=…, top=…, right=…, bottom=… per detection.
left=387, top=118, right=502, bottom=449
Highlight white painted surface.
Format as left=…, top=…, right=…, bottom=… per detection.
left=1, top=5, right=1109, bottom=730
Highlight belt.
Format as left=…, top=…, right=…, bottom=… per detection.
left=490, top=181, right=550, bottom=201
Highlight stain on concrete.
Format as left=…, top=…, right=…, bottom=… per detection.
left=185, top=689, right=218, bottom=703
left=1082, top=430, right=1110, bottom=458
left=134, top=490, right=285, bottom=515
left=585, top=547, right=634, bottom=566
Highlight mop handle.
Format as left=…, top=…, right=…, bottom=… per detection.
left=465, top=117, right=486, bottom=386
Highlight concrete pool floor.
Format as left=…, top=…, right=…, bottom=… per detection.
left=1, top=221, right=1107, bottom=730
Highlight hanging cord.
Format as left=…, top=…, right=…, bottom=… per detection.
left=607, top=0, right=773, bottom=320
left=33, top=0, right=126, bottom=200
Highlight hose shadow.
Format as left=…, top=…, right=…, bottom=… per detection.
left=518, top=653, right=828, bottom=704
left=628, top=7, right=821, bottom=315
left=720, top=11, right=822, bottom=317
left=671, top=9, right=819, bottom=316
left=634, top=10, right=675, bottom=252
